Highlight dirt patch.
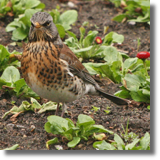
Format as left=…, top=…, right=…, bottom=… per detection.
left=0, top=0, right=150, bottom=150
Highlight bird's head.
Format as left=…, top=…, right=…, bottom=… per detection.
left=29, top=12, right=58, bottom=42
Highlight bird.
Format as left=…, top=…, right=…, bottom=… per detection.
left=21, top=12, right=129, bottom=117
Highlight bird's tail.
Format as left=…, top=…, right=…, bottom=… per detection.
left=96, top=88, right=129, bottom=105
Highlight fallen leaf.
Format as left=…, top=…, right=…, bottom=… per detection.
left=123, top=79, right=127, bottom=89
left=2, top=85, right=15, bottom=90
left=10, top=111, right=24, bottom=121
left=6, top=1, right=12, bottom=7
left=7, top=12, right=14, bottom=17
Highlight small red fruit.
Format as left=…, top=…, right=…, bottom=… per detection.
left=136, top=51, right=150, bottom=59
left=95, top=36, right=102, bottom=44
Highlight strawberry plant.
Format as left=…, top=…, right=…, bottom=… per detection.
left=0, top=0, right=45, bottom=18
left=93, top=132, right=150, bottom=150
left=111, top=0, right=150, bottom=25
left=2, top=97, right=57, bottom=119
left=65, top=27, right=124, bottom=60
left=44, top=114, right=113, bottom=148
left=115, top=52, right=150, bottom=103
left=76, top=32, right=150, bottom=104
left=85, top=55, right=150, bottom=103
left=0, top=44, right=21, bottom=72
left=0, top=66, right=39, bottom=99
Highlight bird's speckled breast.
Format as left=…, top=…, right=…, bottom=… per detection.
left=21, top=41, right=86, bottom=103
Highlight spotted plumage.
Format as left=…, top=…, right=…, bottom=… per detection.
left=21, top=12, right=129, bottom=117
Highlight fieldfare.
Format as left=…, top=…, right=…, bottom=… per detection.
left=21, top=12, right=129, bottom=117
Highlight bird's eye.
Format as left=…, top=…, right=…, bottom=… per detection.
left=31, top=22, right=34, bottom=27
left=43, top=21, right=50, bottom=26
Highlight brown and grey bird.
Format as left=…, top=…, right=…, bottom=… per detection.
left=21, top=12, right=129, bottom=117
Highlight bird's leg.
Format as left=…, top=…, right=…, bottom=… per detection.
left=61, top=103, right=67, bottom=117
left=55, top=103, right=59, bottom=115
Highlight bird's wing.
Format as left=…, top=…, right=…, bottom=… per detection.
left=58, top=44, right=98, bottom=86
left=57, top=44, right=129, bottom=105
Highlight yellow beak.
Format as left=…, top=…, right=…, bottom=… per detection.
left=34, top=22, right=41, bottom=28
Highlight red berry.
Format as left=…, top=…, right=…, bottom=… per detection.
left=136, top=51, right=150, bottom=59
left=95, top=36, right=102, bottom=44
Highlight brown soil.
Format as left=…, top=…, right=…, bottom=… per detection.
left=0, top=0, right=150, bottom=150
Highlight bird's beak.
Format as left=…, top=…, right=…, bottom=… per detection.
left=34, top=22, right=41, bottom=28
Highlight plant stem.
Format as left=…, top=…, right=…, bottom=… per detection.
left=143, top=59, right=148, bottom=76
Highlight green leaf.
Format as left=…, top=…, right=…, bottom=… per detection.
left=123, top=57, right=138, bottom=72
left=66, top=30, right=77, bottom=40
left=111, top=60, right=122, bottom=83
left=83, top=63, right=100, bottom=75
left=123, top=58, right=144, bottom=74
left=92, top=62, right=121, bottom=83
left=64, top=37, right=77, bottom=48
left=50, top=123, right=64, bottom=134
left=103, top=46, right=122, bottom=64
left=72, top=46, right=93, bottom=54
left=59, top=10, right=78, bottom=30
left=125, top=138, right=140, bottom=150
left=93, top=140, right=116, bottom=150
left=0, top=45, right=10, bottom=70
left=2, top=101, right=30, bottom=119
left=123, top=74, right=146, bottom=92
left=66, top=118, right=75, bottom=128
left=76, top=114, right=95, bottom=127
left=25, top=0, right=41, bottom=9
left=142, top=88, right=150, bottom=96
left=13, top=78, right=26, bottom=94
left=36, top=3, right=45, bottom=9
left=112, top=14, right=127, bottom=22
left=114, top=134, right=125, bottom=150
left=44, top=121, right=52, bottom=133
left=119, top=52, right=130, bottom=59
left=46, top=137, right=59, bottom=149
left=56, top=24, right=65, bottom=38
left=0, top=78, right=8, bottom=88
left=112, top=32, right=124, bottom=44
left=22, top=100, right=34, bottom=111
left=38, top=101, right=57, bottom=113
left=140, top=132, right=150, bottom=150
left=128, top=12, right=150, bottom=23
left=67, top=137, right=81, bottom=148
left=1, top=66, right=20, bottom=84
left=93, top=45, right=108, bottom=58
left=47, top=115, right=69, bottom=131
left=83, top=30, right=98, bottom=47
left=31, top=97, right=42, bottom=109
left=3, top=144, right=19, bottom=150
left=83, top=61, right=121, bottom=83
left=130, top=90, right=150, bottom=103
left=91, top=125, right=113, bottom=134
left=5, top=20, right=22, bottom=32
left=12, top=27, right=28, bottom=41
left=49, top=9, right=60, bottom=24
left=12, top=0, right=44, bottom=16
left=79, top=26, right=85, bottom=44
left=18, top=84, right=39, bottom=99
left=103, top=32, right=124, bottom=45
left=147, top=105, right=150, bottom=110
left=114, top=89, right=131, bottom=99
